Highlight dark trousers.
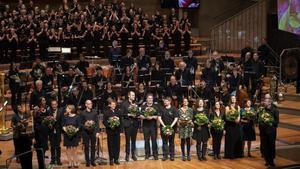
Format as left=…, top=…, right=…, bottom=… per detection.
left=107, top=130, right=120, bottom=162
left=124, top=125, right=138, bottom=156
left=82, top=131, right=96, bottom=164
left=143, top=126, right=158, bottom=157
left=211, top=129, right=223, bottom=155
left=15, top=137, right=33, bottom=169
left=161, top=133, right=175, bottom=158
left=11, top=89, right=21, bottom=109
left=260, top=126, right=277, bottom=165
left=181, top=138, right=191, bottom=157
left=49, top=131, right=61, bottom=163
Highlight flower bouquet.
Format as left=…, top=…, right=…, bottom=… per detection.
left=42, top=116, right=56, bottom=128
left=226, top=109, right=239, bottom=122
left=258, top=108, right=274, bottom=126
left=143, top=107, right=156, bottom=117
left=194, top=113, right=209, bottom=126
left=242, top=109, right=256, bottom=120
left=84, top=120, right=97, bottom=132
left=63, top=125, right=79, bottom=138
left=211, top=118, right=225, bottom=131
left=162, top=125, right=174, bottom=136
left=108, top=116, right=120, bottom=129
left=128, top=104, right=138, bottom=116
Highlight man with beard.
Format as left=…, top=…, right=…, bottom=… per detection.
left=47, top=100, right=63, bottom=165
left=140, top=93, right=159, bottom=160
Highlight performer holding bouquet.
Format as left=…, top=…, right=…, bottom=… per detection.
left=193, top=99, right=210, bottom=161
left=259, top=94, right=279, bottom=167
left=240, top=99, right=256, bottom=157
left=224, top=95, right=243, bottom=159
left=178, top=98, right=193, bottom=161
left=62, top=105, right=81, bottom=168
left=121, top=91, right=139, bottom=161
left=209, top=101, right=225, bottom=160
left=46, top=100, right=63, bottom=165
left=103, top=100, right=122, bottom=165
left=158, top=97, right=179, bottom=161
left=11, top=104, right=33, bottom=169
left=80, top=100, right=99, bottom=167
left=140, top=93, right=159, bottom=160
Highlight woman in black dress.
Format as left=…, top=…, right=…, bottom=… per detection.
left=162, top=26, right=170, bottom=48
left=224, top=95, right=243, bottom=159
left=103, top=100, right=122, bottom=165
left=48, top=28, right=58, bottom=47
left=142, top=23, right=152, bottom=54
left=7, top=28, right=18, bottom=62
left=193, top=99, right=210, bottom=161
left=240, top=99, right=256, bottom=157
left=62, top=104, right=81, bottom=168
left=171, top=21, right=182, bottom=57
left=33, top=97, right=49, bottom=169
left=102, top=26, right=110, bottom=58
left=27, top=29, right=37, bottom=61
left=119, top=24, right=129, bottom=56
left=131, top=23, right=141, bottom=57
left=210, top=101, right=225, bottom=160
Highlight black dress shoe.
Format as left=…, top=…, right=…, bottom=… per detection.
left=170, top=157, right=175, bottom=161
left=132, top=155, right=137, bottom=161
left=154, top=155, right=159, bottom=160
left=182, top=156, right=186, bottom=161
left=217, top=155, right=222, bottom=159
left=86, top=163, right=90, bottom=167
left=214, top=155, right=217, bottom=160
left=114, top=160, right=120, bottom=165
left=57, top=161, right=62, bottom=166
left=91, top=162, right=97, bottom=166
left=187, top=156, right=191, bottom=161
left=110, top=161, right=114, bottom=166
left=162, top=157, right=167, bottom=161
left=145, top=154, right=150, bottom=160
left=125, top=156, right=129, bottom=162
left=202, top=156, right=207, bottom=161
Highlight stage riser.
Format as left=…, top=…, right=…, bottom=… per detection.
left=284, top=95, right=300, bottom=102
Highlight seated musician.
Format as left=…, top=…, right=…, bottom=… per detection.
left=41, top=67, right=54, bottom=95
left=137, top=48, right=151, bottom=83
left=201, top=60, right=218, bottom=88
left=197, top=80, right=215, bottom=110
left=161, top=50, right=175, bottom=81
left=75, top=54, right=89, bottom=76
left=121, top=49, right=135, bottom=69
left=164, top=75, right=182, bottom=107
left=30, top=57, right=46, bottom=82
left=121, top=66, right=135, bottom=96
left=183, top=49, right=198, bottom=83
left=92, top=66, right=108, bottom=96
left=109, top=40, right=122, bottom=67
left=150, top=62, right=165, bottom=100
left=55, top=54, right=70, bottom=73
left=175, top=61, right=192, bottom=98
left=155, top=40, right=167, bottom=63
left=136, top=83, right=147, bottom=106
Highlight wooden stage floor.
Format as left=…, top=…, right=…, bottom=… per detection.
left=0, top=123, right=300, bottom=169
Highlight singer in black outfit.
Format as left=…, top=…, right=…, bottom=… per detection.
left=103, top=100, right=122, bottom=166
left=80, top=100, right=99, bottom=167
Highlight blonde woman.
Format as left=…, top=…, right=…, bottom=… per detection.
left=62, top=105, right=81, bottom=168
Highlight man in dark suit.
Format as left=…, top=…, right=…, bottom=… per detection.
left=47, top=100, right=63, bottom=165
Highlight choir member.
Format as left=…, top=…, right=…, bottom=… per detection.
left=80, top=100, right=99, bottom=167
left=193, top=99, right=210, bottom=161
left=137, top=48, right=151, bottom=83
left=162, top=26, right=170, bottom=48
left=131, top=23, right=141, bottom=57
left=224, top=95, right=243, bottom=159
left=140, top=93, right=159, bottom=160
left=62, top=105, right=81, bottom=168
left=103, top=100, right=122, bottom=165
left=210, top=101, right=225, bottom=160
left=47, top=100, right=63, bottom=165
left=7, top=28, right=18, bottom=61
left=83, top=23, right=94, bottom=55
left=11, top=104, right=33, bottom=169
left=182, top=24, right=191, bottom=52
left=240, top=99, right=256, bottom=157
left=37, top=22, right=49, bottom=60
left=259, top=94, right=279, bottom=167
left=158, top=97, right=179, bottom=161
left=121, top=91, right=139, bottom=161
left=33, top=97, right=49, bottom=169
left=171, top=20, right=182, bottom=57
left=142, top=23, right=152, bottom=53
left=119, top=24, right=130, bottom=56
left=178, top=98, right=193, bottom=161
left=27, top=29, right=37, bottom=60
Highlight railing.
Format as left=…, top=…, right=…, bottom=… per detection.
left=211, top=0, right=267, bottom=52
